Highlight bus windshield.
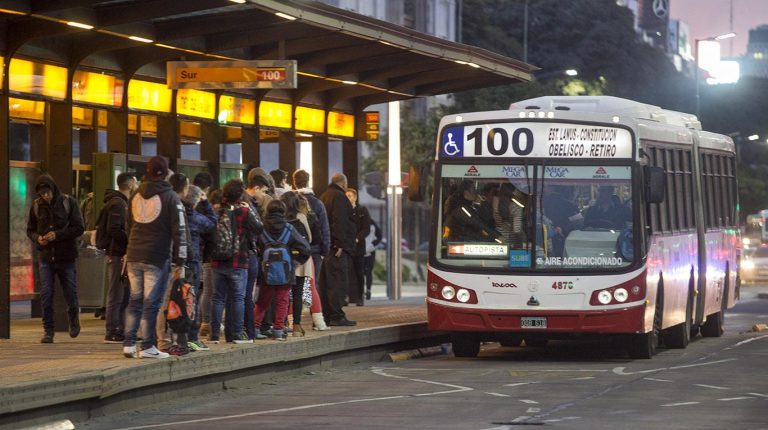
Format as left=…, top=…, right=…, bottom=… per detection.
left=436, top=164, right=634, bottom=271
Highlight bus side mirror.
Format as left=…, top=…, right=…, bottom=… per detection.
left=645, top=166, right=665, bottom=204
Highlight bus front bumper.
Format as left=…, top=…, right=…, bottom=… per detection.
left=427, top=299, right=647, bottom=334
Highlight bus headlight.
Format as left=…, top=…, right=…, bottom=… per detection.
left=442, top=286, right=456, bottom=300
left=597, top=290, right=613, bottom=305
left=456, top=289, right=471, bottom=303
left=613, top=288, right=629, bottom=303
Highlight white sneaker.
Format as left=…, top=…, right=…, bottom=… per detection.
left=123, top=346, right=137, bottom=358
left=139, top=346, right=170, bottom=359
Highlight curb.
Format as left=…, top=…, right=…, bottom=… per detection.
left=0, top=323, right=447, bottom=429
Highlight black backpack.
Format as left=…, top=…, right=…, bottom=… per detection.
left=211, top=206, right=240, bottom=260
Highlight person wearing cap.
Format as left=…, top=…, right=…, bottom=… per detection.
left=122, top=156, right=188, bottom=359
left=27, top=174, right=85, bottom=344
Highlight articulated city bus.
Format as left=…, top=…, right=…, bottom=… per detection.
left=427, top=96, right=739, bottom=359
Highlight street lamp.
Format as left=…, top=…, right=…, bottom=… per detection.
left=695, top=32, right=736, bottom=118
left=535, top=68, right=579, bottom=81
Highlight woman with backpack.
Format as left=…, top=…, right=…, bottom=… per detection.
left=281, top=192, right=315, bottom=337
left=253, top=200, right=310, bottom=340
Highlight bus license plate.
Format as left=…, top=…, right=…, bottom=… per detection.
left=521, top=317, right=547, bottom=329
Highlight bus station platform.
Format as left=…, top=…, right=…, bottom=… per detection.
left=0, top=290, right=439, bottom=430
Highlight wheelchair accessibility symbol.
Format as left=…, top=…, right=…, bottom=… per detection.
left=441, top=127, right=464, bottom=157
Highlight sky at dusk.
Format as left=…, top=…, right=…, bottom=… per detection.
left=671, top=0, right=768, bottom=57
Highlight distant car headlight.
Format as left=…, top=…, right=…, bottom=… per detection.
left=743, top=238, right=751, bottom=245
left=742, top=260, right=755, bottom=270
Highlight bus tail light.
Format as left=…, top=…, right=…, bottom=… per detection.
left=590, top=272, right=646, bottom=306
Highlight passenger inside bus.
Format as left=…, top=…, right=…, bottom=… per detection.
left=583, top=185, right=631, bottom=229
left=542, top=185, right=581, bottom=257
left=443, top=179, right=500, bottom=243
left=491, top=183, right=528, bottom=248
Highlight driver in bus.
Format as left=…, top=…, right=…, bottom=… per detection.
left=584, top=185, right=629, bottom=229
left=543, top=185, right=581, bottom=257
left=443, top=179, right=500, bottom=243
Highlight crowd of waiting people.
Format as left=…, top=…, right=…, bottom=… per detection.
left=27, top=155, right=382, bottom=359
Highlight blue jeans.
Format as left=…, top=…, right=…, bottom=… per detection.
left=187, top=261, right=202, bottom=341
left=244, top=255, right=259, bottom=339
left=123, top=261, right=170, bottom=350
left=211, top=267, right=247, bottom=341
left=39, top=261, right=79, bottom=332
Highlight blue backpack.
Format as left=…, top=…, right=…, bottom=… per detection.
left=261, top=227, right=293, bottom=286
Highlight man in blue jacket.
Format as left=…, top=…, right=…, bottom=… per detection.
left=122, top=156, right=187, bottom=359
left=27, top=174, right=85, bottom=343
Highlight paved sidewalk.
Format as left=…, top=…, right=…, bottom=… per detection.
left=0, top=285, right=432, bottom=426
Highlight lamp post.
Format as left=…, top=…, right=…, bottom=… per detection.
left=695, top=32, right=735, bottom=118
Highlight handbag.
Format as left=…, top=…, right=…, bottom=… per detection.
left=302, top=276, right=313, bottom=306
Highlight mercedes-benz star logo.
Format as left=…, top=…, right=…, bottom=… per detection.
left=652, top=0, right=668, bottom=18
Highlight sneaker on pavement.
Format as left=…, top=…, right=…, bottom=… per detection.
left=328, top=318, right=357, bottom=326
left=166, top=344, right=188, bottom=356
left=254, top=333, right=268, bottom=340
left=209, top=338, right=220, bottom=344
left=188, top=340, right=210, bottom=351
left=233, top=332, right=253, bottom=344
left=123, top=346, right=137, bottom=358
left=104, top=333, right=125, bottom=344
left=140, top=346, right=170, bottom=359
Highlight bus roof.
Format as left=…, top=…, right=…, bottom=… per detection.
left=509, top=96, right=701, bottom=129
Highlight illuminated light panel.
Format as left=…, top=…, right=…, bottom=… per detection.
left=327, top=111, right=355, bottom=137
left=177, top=89, right=216, bottom=119
left=467, top=62, right=480, bottom=68
left=259, top=100, right=292, bottom=129
left=447, top=243, right=508, bottom=257
left=9, top=97, right=45, bottom=121
left=128, top=79, right=172, bottom=113
left=219, top=95, right=256, bottom=125
left=295, top=106, right=325, bottom=133
left=341, top=80, right=358, bottom=85
left=275, top=12, right=297, bottom=20
left=229, top=0, right=246, bottom=3
left=9, top=58, right=67, bottom=99
left=72, top=70, right=124, bottom=107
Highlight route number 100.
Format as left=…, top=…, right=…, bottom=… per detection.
left=467, top=127, right=534, bottom=156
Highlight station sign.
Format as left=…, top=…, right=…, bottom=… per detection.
left=364, top=111, right=380, bottom=141
left=167, top=60, right=297, bottom=90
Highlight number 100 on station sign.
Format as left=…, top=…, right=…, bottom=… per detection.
left=440, top=122, right=633, bottom=159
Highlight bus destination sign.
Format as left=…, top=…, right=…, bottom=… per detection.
left=440, top=122, right=632, bottom=159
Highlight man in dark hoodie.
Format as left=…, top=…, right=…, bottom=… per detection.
left=122, top=156, right=187, bottom=359
left=318, top=173, right=357, bottom=326
left=27, top=174, right=85, bottom=343
left=98, top=172, right=138, bottom=343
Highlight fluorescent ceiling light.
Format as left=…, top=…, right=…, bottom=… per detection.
left=275, top=12, right=297, bottom=20
left=467, top=62, right=480, bottom=68
left=67, top=21, right=93, bottom=30
left=129, top=35, right=153, bottom=43
left=716, top=32, right=736, bottom=40
left=341, top=80, right=358, bottom=85
left=229, top=0, right=246, bottom=3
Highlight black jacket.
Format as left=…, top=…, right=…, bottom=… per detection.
left=126, top=180, right=187, bottom=268
left=319, top=183, right=356, bottom=253
left=350, top=204, right=373, bottom=257
left=97, top=189, right=129, bottom=257
left=26, top=175, right=85, bottom=263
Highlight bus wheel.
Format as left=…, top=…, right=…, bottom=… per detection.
left=452, top=332, right=480, bottom=357
left=701, top=279, right=727, bottom=338
left=524, top=338, right=548, bottom=347
left=498, top=334, right=522, bottom=347
left=664, top=284, right=693, bottom=348
left=627, top=291, right=662, bottom=359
